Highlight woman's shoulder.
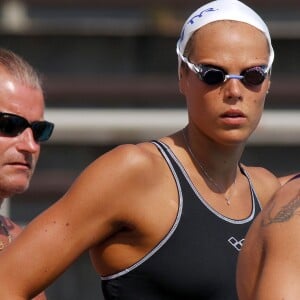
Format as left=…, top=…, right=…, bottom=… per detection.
left=241, top=164, right=281, bottom=207
left=241, top=164, right=280, bottom=185
left=72, top=141, right=168, bottom=200
left=278, top=172, right=300, bottom=186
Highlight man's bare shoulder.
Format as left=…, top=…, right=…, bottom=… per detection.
left=261, top=176, right=300, bottom=229
left=238, top=177, right=300, bottom=300
left=240, top=177, right=300, bottom=252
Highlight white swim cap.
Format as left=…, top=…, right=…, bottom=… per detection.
left=177, top=0, right=274, bottom=75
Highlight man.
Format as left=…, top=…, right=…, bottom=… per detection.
left=237, top=173, right=300, bottom=299
left=0, top=48, right=54, bottom=300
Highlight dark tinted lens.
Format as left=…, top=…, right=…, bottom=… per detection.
left=0, top=114, right=27, bottom=137
left=201, top=68, right=225, bottom=85
left=32, top=121, right=54, bottom=142
left=242, top=67, right=266, bottom=85
left=0, top=113, right=54, bottom=142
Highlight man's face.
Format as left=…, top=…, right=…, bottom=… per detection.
left=0, top=69, right=44, bottom=199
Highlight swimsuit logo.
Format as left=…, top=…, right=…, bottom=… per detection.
left=228, top=237, right=244, bottom=251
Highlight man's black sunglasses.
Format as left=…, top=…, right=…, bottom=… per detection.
left=0, top=112, right=54, bottom=142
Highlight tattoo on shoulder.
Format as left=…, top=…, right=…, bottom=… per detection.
left=262, top=193, right=300, bottom=227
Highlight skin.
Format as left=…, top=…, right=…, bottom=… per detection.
left=236, top=177, right=300, bottom=300
left=278, top=173, right=300, bottom=186
left=0, top=21, right=280, bottom=299
left=0, top=66, right=47, bottom=300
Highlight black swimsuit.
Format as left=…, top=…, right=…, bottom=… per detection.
left=101, top=141, right=262, bottom=299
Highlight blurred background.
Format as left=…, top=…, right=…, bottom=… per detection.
left=0, top=0, right=300, bottom=299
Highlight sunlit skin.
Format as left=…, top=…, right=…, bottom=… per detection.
left=0, top=66, right=46, bottom=300
left=237, top=177, right=300, bottom=300
left=180, top=21, right=270, bottom=178
left=0, top=67, right=43, bottom=202
left=174, top=21, right=273, bottom=218
left=0, top=21, right=280, bottom=299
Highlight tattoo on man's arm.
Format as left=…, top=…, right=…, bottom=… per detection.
left=262, top=194, right=300, bottom=226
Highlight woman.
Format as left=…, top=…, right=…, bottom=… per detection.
left=0, top=1, right=280, bottom=299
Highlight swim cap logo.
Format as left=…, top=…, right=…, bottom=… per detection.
left=179, top=8, right=219, bottom=42
left=188, top=8, right=218, bottom=25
